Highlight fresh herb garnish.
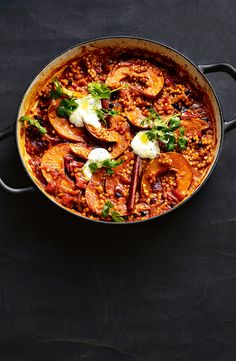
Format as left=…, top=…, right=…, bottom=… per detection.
left=88, top=158, right=124, bottom=175
left=101, top=200, right=125, bottom=222
left=88, top=162, right=99, bottom=174
left=96, top=108, right=120, bottom=124
left=142, top=109, right=187, bottom=151
left=50, top=77, right=68, bottom=99
left=101, top=159, right=124, bottom=175
left=88, top=82, right=111, bottom=99
left=178, top=127, right=188, bottom=149
left=141, top=108, right=162, bottom=127
left=88, top=82, right=127, bottom=100
left=101, top=200, right=113, bottom=217
left=19, top=116, right=47, bottom=134
left=56, top=98, right=79, bottom=118
left=110, top=211, right=125, bottom=222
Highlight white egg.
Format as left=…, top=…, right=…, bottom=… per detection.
left=131, top=131, right=160, bottom=159
left=69, top=96, right=102, bottom=129
left=82, top=148, right=111, bottom=180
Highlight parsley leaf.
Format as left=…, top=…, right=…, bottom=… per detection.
left=56, top=98, right=79, bottom=118
left=19, top=116, right=47, bottom=134
left=101, top=159, right=124, bottom=175
left=50, top=77, right=68, bottom=99
left=101, top=200, right=125, bottom=222
left=101, top=200, right=113, bottom=217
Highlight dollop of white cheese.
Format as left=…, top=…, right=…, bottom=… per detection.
left=82, top=148, right=111, bottom=180
left=69, top=100, right=83, bottom=127
left=69, top=96, right=102, bottom=129
left=131, top=131, right=160, bottom=159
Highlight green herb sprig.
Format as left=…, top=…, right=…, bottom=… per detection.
left=57, top=98, right=79, bottom=118
left=88, top=82, right=127, bottom=100
left=101, top=159, right=124, bottom=175
left=50, top=78, right=68, bottom=99
left=101, top=200, right=125, bottom=222
left=19, top=116, right=47, bottom=134
left=96, top=108, right=120, bottom=124
left=142, top=109, right=187, bottom=151
left=178, top=127, right=188, bottom=149
left=89, top=158, right=124, bottom=175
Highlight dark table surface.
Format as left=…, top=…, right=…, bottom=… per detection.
left=1, top=1, right=236, bottom=360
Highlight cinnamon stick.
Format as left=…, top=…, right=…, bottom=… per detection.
left=127, top=155, right=141, bottom=212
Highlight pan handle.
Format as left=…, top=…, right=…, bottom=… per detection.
left=198, top=63, right=236, bottom=133
left=0, top=125, right=35, bottom=194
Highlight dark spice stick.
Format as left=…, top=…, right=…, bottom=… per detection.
left=127, top=155, right=141, bottom=212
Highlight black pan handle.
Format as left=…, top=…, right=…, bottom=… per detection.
left=198, top=63, right=236, bottom=133
left=0, top=125, right=35, bottom=194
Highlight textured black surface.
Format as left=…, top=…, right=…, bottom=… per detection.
left=0, top=1, right=236, bottom=360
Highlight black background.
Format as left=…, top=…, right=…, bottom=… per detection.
left=1, top=1, right=236, bottom=360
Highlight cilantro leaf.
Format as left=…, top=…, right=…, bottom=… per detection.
left=101, top=200, right=125, bottom=222
left=101, top=159, right=124, bottom=175
left=88, top=82, right=111, bottom=99
left=50, top=77, right=68, bottom=99
left=19, top=116, right=47, bottom=134
left=178, top=127, right=187, bottom=149
left=89, top=162, right=99, bottom=174
left=96, top=108, right=120, bottom=125
left=141, top=108, right=161, bottom=127
left=111, top=211, right=125, bottom=222
left=143, top=110, right=188, bottom=152
left=169, top=116, right=181, bottom=130
left=101, top=200, right=113, bottom=217
left=56, top=98, right=79, bottom=118
left=88, top=82, right=128, bottom=100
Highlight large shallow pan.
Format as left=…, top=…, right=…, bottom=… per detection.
left=0, top=37, right=236, bottom=223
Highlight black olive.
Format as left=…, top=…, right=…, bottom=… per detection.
left=34, top=115, right=43, bottom=122
left=185, top=89, right=191, bottom=95
left=173, top=103, right=181, bottom=111
left=141, top=210, right=148, bottom=216
left=115, top=191, right=123, bottom=198
left=109, top=102, right=114, bottom=109
left=181, top=106, right=189, bottom=112
left=110, top=92, right=118, bottom=101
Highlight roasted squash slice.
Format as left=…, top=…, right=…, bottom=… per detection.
left=41, top=143, right=76, bottom=194
left=180, top=118, right=209, bottom=137
left=86, top=115, right=132, bottom=159
left=70, top=143, right=95, bottom=160
left=125, top=108, right=147, bottom=128
left=106, top=63, right=164, bottom=98
left=48, top=101, right=86, bottom=142
left=105, top=152, right=135, bottom=215
left=85, top=169, right=106, bottom=215
left=141, top=152, right=193, bottom=200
